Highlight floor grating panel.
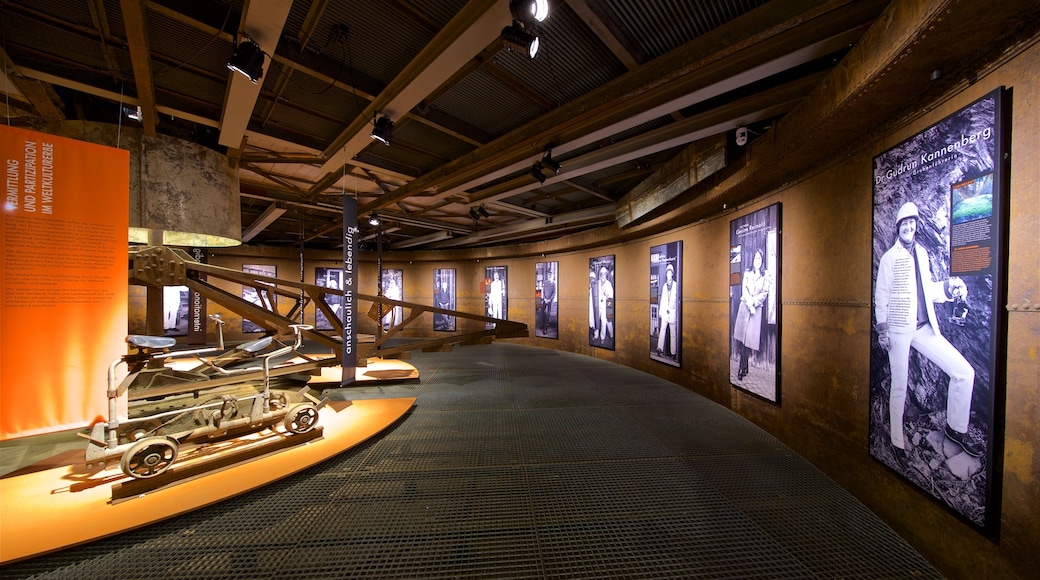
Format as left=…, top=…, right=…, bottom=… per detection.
left=1, top=343, right=940, bottom=579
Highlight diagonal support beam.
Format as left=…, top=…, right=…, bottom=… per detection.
left=0, top=48, right=64, bottom=120
left=241, top=203, right=287, bottom=243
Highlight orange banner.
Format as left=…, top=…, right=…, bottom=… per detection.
left=1, top=125, right=129, bottom=440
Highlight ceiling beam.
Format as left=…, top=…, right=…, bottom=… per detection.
left=145, top=0, right=379, bottom=104
left=302, top=218, right=346, bottom=243
left=565, top=0, right=641, bottom=69
left=487, top=200, right=549, bottom=219
left=389, top=230, right=454, bottom=249
left=218, top=0, right=294, bottom=148
left=296, top=0, right=331, bottom=51
left=484, top=61, right=557, bottom=111
left=560, top=178, right=614, bottom=202
left=258, top=0, right=331, bottom=129
left=119, top=0, right=158, bottom=136
left=359, top=0, right=879, bottom=215
left=417, top=38, right=503, bottom=113
left=441, top=28, right=862, bottom=204
left=427, top=206, right=617, bottom=249
left=241, top=203, right=287, bottom=242
left=18, top=0, right=482, bottom=178
left=240, top=164, right=309, bottom=193
left=313, top=0, right=511, bottom=181
left=598, top=0, right=1040, bottom=249
left=239, top=152, right=324, bottom=164
left=87, top=0, right=123, bottom=85
left=466, top=73, right=818, bottom=206
left=0, top=49, right=64, bottom=120
left=15, top=66, right=220, bottom=126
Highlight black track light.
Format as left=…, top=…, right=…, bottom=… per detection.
left=368, top=213, right=380, bottom=226
left=371, top=114, right=394, bottom=146
left=469, top=208, right=481, bottom=221
left=530, top=162, right=547, bottom=184
left=227, top=39, right=266, bottom=83
left=501, top=23, right=539, bottom=59
left=541, top=151, right=561, bottom=175
left=478, top=206, right=490, bottom=218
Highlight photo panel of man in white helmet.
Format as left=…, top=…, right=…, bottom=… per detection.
left=870, top=88, right=1007, bottom=533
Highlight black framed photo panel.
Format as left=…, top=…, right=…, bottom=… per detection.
left=536, top=261, right=558, bottom=339
left=380, top=269, right=403, bottom=330
left=589, top=255, right=615, bottom=350
left=314, top=267, right=344, bottom=331
left=433, top=268, right=456, bottom=332
left=484, top=266, right=507, bottom=330
left=870, top=88, right=1008, bottom=535
left=241, top=264, right=276, bottom=333
left=729, top=203, right=781, bottom=402
left=650, top=242, right=681, bottom=366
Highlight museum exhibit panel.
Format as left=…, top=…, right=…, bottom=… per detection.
left=535, top=261, right=558, bottom=339
left=869, top=89, right=1008, bottom=534
left=729, top=203, right=781, bottom=402
left=1, top=0, right=1039, bottom=578
left=433, top=268, right=457, bottom=332
left=589, top=255, right=616, bottom=350
left=650, top=242, right=681, bottom=366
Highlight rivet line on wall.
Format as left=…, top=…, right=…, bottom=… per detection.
left=1007, top=300, right=1040, bottom=312
left=682, top=298, right=728, bottom=303
left=782, top=299, right=869, bottom=308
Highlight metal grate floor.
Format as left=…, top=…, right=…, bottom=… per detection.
left=1, top=343, right=941, bottom=579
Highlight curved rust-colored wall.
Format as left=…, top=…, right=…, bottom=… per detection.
left=189, top=42, right=1040, bottom=580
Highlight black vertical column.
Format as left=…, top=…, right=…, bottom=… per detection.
left=341, top=198, right=358, bottom=385
left=187, top=247, right=207, bottom=345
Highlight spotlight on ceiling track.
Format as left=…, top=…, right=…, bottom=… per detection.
left=478, top=205, right=490, bottom=218
left=510, top=0, right=549, bottom=25
left=469, top=208, right=481, bottom=221
left=124, top=105, right=143, bottom=122
left=501, top=23, right=539, bottom=59
left=227, top=39, right=266, bottom=84
left=530, top=162, right=547, bottom=184
left=541, top=151, right=561, bottom=175
left=368, top=213, right=380, bottom=226
left=371, top=113, right=394, bottom=146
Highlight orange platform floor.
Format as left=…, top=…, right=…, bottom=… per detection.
left=0, top=397, right=415, bottom=564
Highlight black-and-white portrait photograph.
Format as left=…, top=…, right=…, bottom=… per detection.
left=314, top=267, right=344, bottom=331
left=589, top=255, right=615, bottom=350
left=433, top=268, right=456, bottom=332
left=729, top=204, right=780, bottom=402
left=535, top=261, right=558, bottom=339
left=162, top=285, right=188, bottom=336
left=650, top=242, right=681, bottom=366
left=242, top=264, right=276, bottom=333
left=870, top=88, right=1006, bottom=533
left=380, top=268, right=403, bottom=331
left=484, top=265, right=507, bottom=330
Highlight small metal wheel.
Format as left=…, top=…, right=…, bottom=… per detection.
left=121, top=436, right=179, bottom=479
left=269, top=391, right=290, bottom=411
left=283, top=402, right=319, bottom=434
